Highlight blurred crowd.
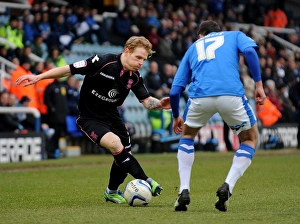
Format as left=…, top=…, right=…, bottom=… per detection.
left=0, top=0, right=300, bottom=150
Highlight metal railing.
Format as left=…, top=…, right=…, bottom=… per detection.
left=0, top=107, right=41, bottom=132
left=0, top=56, right=17, bottom=92
left=0, top=37, right=44, bottom=63
left=230, top=23, right=300, bottom=52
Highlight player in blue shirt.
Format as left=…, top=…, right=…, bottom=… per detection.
left=170, top=21, right=266, bottom=212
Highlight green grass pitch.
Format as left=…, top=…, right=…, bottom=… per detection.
left=1, top=149, right=300, bottom=224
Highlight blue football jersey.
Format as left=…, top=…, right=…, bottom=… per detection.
left=172, top=31, right=258, bottom=98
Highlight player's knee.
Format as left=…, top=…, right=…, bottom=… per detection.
left=100, top=132, right=124, bottom=153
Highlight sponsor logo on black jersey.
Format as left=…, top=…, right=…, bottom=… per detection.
left=108, top=89, right=119, bottom=98
left=100, top=72, right=115, bottom=80
left=91, top=89, right=119, bottom=102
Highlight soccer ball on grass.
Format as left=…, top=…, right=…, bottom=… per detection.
left=124, top=179, right=152, bottom=206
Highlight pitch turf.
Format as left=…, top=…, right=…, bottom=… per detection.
left=0, top=148, right=299, bottom=224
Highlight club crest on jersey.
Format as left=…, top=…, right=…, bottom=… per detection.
left=73, top=60, right=87, bottom=68
left=90, top=131, right=98, bottom=141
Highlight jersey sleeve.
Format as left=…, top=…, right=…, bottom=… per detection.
left=131, top=76, right=151, bottom=101
left=172, top=49, right=192, bottom=88
left=69, top=54, right=103, bottom=76
left=237, top=31, right=259, bottom=54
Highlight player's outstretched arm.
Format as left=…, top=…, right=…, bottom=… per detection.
left=16, top=65, right=71, bottom=86
left=141, top=96, right=171, bottom=110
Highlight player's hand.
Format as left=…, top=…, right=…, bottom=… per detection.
left=255, top=86, right=266, bottom=105
left=173, top=116, right=183, bottom=134
left=160, top=97, right=171, bottom=109
left=16, top=75, right=38, bottom=86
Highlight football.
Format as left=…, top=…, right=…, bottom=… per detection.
left=124, top=179, right=152, bottom=206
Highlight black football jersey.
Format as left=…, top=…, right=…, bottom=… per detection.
left=69, top=53, right=150, bottom=118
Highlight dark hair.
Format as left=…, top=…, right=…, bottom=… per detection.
left=197, top=20, right=221, bottom=36
left=20, top=96, right=30, bottom=104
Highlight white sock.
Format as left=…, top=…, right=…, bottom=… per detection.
left=225, top=156, right=251, bottom=193
left=177, top=149, right=194, bottom=192
left=106, top=187, right=117, bottom=194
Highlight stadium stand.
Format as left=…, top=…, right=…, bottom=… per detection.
left=1, top=0, right=300, bottom=157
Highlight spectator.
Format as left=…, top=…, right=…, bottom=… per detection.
left=49, top=13, right=74, bottom=52
left=0, top=91, right=9, bottom=107
left=278, top=83, right=296, bottom=123
left=44, top=78, right=69, bottom=159
left=158, top=18, right=171, bottom=39
left=242, top=0, right=264, bottom=25
left=146, top=8, right=161, bottom=29
left=39, top=12, right=52, bottom=44
left=208, top=0, right=224, bottom=17
left=23, top=14, right=40, bottom=45
left=172, top=31, right=188, bottom=62
left=264, top=3, right=288, bottom=28
left=82, top=8, right=110, bottom=45
left=65, top=6, right=78, bottom=32
left=35, top=61, right=55, bottom=123
left=264, top=79, right=283, bottom=112
left=64, top=75, right=80, bottom=116
left=0, top=16, right=23, bottom=50
left=30, top=34, right=49, bottom=60
left=0, top=45, right=10, bottom=60
left=156, top=31, right=176, bottom=64
left=0, top=91, right=26, bottom=133
left=47, top=47, right=67, bottom=68
left=1, top=66, right=13, bottom=92
left=113, top=9, right=132, bottom=45
left=31, top=61, right=44, bottom=75
left=147, top=25, right=161, bottom=52
left=134, top=7, right=148, bottom=37
left=15, top=18, right=25, bottom=50
left=10, top=57, right=38, bottom=109
left=7, top=92, right=18, bottom=107
left=256, top=97, right=282, bottom=127
left=16, top=96, right=36, bottom=131
left=18, top=45, right=33, bottom=66
left=144, top=61, right=168, bottom=98
left=289, top=78, right=300, bottom=149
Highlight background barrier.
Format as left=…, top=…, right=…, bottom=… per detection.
left=0, top=132, right=46, bottom=163
left=0, top=122, right=298, bottom=163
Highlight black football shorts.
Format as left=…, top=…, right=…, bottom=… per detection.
left=76, top=115, right=131, bottom=151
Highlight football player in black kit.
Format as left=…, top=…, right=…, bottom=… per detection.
left=16, top=36, right=170, bottom=204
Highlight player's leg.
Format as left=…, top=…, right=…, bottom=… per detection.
left=174, top=124, right=200, bottom=211
left=105, top=126, right=130, bottom=203
left=77, top=116, right=162, bottom=204
left=216, top=96, right=257, bottom=212
left=104, top=160, right=128, bottom=203
left=101, top=132, right=162, bottom=197
left=174, top=98, right=215, bottom=211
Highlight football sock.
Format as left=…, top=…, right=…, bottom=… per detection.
left=108, top=161, right=128, bottom=190
left=225, top=144, right=254, bottom=193
left=113, top=148, right=148, bottom=180
left=106, top=187, right=117, bottom=194
left=177, top=138, right=195, bottom=192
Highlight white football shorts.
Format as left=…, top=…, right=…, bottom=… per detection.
left=184, top=95, right=257, bottom=135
